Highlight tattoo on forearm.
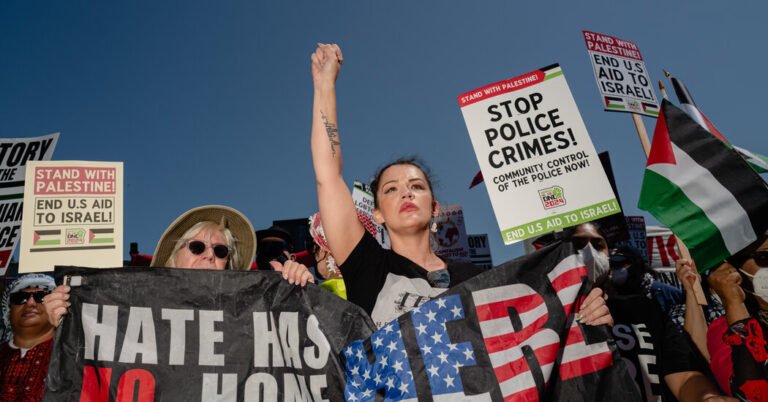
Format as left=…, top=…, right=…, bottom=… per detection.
left=320, top=111, right=340, bottom=157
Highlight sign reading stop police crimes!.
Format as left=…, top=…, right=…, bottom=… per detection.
left=583, top=30, right=659, bottom=117
left=458, top=64, right=620, bottom=244
left=19, top=161, right=123, bottom=272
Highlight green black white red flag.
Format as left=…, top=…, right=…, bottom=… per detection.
left=638, top=99, right=768, bottom=271
left=670, top=75, right=768, bottom=173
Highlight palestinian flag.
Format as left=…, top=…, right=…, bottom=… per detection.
left=638, top=100, right=768, bottom=271
left=604, top=96, right=624, bottom=110
left=33, top=230, right=61, bottom=246
left=88, top=228, right=114, bottom=244
left=670, top=75, right=768, bottom=174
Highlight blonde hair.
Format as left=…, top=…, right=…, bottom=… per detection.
left=165, top=221, right=241, bottom=270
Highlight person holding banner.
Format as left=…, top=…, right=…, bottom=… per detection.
left=309, top=43, right=612, bottom=327
left=43, top=205, right=314, bottom=326
left=567, top=223, right=734, bottom=402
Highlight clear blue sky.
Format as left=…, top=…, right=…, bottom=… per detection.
left=1, top=1, right=765, bottom=264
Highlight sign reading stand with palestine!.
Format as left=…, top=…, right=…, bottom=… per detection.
left=19, top=161, right=123, bottom=273
left=0, top=133, right=59, bottom=275
left=458, top=64, right=620, bottom=244
left=583, top=30, right=659, bottom=117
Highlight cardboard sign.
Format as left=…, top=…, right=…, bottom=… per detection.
left=433, top=204, right=471, bottom=262
left=467, top=233, right=493, bottom=269
left=0, top=133, right=59, bottom=275
left=19, top=161, right=123, bottom=272
left=352, top=180, right=390, bottom=248
left=458, top=64, right=620, bottom=244
left=583, top=30, right=659, bottom=117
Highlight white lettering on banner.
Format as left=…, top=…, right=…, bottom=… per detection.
left=199, top=310, right=225, bottom=366
left=82, top=303, right=119, bottom=361
left=161, top=308, right=194, bottom=365
left=203, top=372, right=329, bottom=402
left=201, top=373, right=238, bottom=401
left=118, top=307, right=158, bottom=364
left=253, top=312, right=286, bottom=367
left=304, top=315, right=331, bottom=369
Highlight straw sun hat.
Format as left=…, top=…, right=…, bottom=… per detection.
left=151, top=205, right=256, bottom=270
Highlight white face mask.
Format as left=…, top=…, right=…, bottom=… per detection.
left=579, top=243, right=610, bottom=283
left=740, top=268, right=768, bottom=303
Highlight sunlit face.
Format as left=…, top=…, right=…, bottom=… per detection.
left=10, top=287, right=52, bottom=333
left=572, top=224, right=609, bottom=257
left=373, top=164, right=438, bottom=232
left=173, top=227, right=230, bottom=270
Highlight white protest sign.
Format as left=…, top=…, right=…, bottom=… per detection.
left=468, top=233, right=493, bottom=269
left=352, top=180, right=390, bottom=249
left=0, top=133, right=59, bottom=275
left=583, top=30, right=659, bottom=117
left=434, top=204, right=471, bottom=263
left=459, top=64, right=620, bottom=244
left=19, top=161, right=123, bottom=272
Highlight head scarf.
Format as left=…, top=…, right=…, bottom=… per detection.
left=1, top=274, right=55, bottom=342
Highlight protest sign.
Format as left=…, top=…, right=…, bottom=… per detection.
left=0, top=133, right=59, bottom=275
left=19, top=161, right=123, bottom=272
left=343, top=241, right=640, bottom=401
left=583, top=30, right=659, bottom=117
left=352, top=180, right=390, bottom=248
left=615, top=216, right=648, bottom=261
left=468, top=233, right=493, bottom=269
left=458, top=64, right=621, bottom=244
left=434, top=204, right=471, bottom=263
left=44, top=267, right=375, bottom=401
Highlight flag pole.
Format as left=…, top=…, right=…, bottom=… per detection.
left=632, top=80, right=707, bottom=305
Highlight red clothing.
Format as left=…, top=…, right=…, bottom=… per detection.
left=708, top=316, right=768, bottom=400
left=0, top=338, right=53, bottom=402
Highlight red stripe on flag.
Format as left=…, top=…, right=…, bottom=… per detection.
left=492, top=342, right=560, bottom=383
left=476, top=294, right=543, bottom=321
left=564, top=323, right=585, bottom=345
left=701, top=112, right=728, bottom=143
left=646, top=104, right=676, bottom=166
left=549, top=266, right=587, bottom=293
left=559, top=351, right=614, bottom=380
left=483, top=316, right=548, bottom=354
left=503, top=386, right=539, bottom=402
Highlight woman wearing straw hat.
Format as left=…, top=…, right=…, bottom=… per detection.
left=43, top=205, right=314, bottom=326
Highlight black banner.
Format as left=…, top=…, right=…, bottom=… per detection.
left=44, top=267, right=375, bottom=401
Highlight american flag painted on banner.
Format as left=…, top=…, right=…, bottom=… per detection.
left=341, top=242, right=639, bottom=401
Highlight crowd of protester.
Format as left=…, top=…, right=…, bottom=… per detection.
left=0, top=43, right=764, bottom=402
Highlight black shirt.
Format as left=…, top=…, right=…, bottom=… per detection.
left=340, top=231, right=486, bottom=327
left=608, top=294, right=705, bottom=402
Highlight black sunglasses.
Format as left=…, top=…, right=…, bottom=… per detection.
left=10, top=290, right=49, bottom=305
left=753, top=250, right=768, bottom=267
left=186, top=240, right=231, bottom=260
left=571, top=236, right=608, bottom=251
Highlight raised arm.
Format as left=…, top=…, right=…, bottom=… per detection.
left=311, top=43, right=365, bottom=264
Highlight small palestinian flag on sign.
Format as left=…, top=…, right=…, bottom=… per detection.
left=89, top=228, right=114, bottom=244
left=638, top=100, right=768, bottom=271
left=34, top=230, right=61, bottom=246
left=604, top=96, right=624, bottom=110
left=642, top=102, right=659, bottom=116
left=541, top=63, right=563, bottom=81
